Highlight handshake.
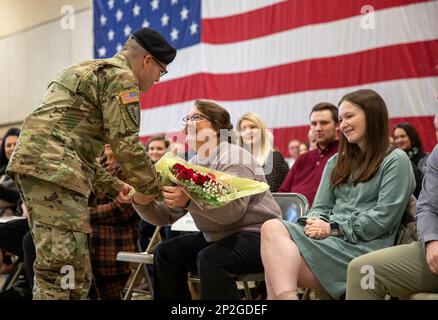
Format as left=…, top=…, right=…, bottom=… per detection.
left=116, top=183, right=156, bottom=205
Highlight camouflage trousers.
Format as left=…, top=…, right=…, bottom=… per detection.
left=14, top=174, right=92, bottom=300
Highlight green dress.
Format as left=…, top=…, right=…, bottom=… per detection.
left=282, top=148, right=415, bottom=299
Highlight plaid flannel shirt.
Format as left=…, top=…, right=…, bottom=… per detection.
left=88, top=159, right=140, bottom=299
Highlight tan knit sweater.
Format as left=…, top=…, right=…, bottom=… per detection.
left=133, top=142, right=281, bottom=242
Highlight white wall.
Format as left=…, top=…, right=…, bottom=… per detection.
left=0, top=8, right=92, bottom=126
left=0, top=0, right=90, bottom=38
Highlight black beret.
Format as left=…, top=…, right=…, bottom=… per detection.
left=132, top=27, right=177, bottom=65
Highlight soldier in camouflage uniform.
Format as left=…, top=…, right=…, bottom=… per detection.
left=6, top=28, right=176, bottom=299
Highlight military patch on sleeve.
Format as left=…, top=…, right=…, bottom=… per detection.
left=119, top=90, right=140, bottom=104
left=126, top=104, right=141, bottom=127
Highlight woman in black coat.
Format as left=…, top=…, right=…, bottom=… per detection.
left=0, top=128, right=23, bottom=274
left=393, top=122, right=428, bottom=198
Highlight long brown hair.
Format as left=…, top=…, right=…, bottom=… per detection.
left=331, top=89, right=393, bottom=188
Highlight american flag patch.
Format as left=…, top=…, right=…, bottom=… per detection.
left=119, top=90, right=139, bottom=104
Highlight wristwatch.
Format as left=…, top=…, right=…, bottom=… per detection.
left=330, top=222, right=340, bottom=236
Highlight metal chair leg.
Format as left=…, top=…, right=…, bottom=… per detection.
left=141, top=263, right=154, bottom=299
left=301, top=288, right=311, bottom=300
left=242, top=281, right=252, bottom=300
left=0, top=262, right=24, bottom=293
left=123, top=264, right=143, bottom=300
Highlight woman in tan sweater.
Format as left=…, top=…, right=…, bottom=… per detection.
left=132, top=100, right=281, bottom=300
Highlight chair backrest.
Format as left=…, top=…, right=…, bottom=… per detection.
left=394, top=195, right=417, bottom=246
left=145, top=226, right=163, bottom=254
left=272, top=193, right=310, bottom=222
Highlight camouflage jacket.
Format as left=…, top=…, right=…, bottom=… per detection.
left=7, top=54, right=160, bottom=198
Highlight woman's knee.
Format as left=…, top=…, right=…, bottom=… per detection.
left=196, top=246, right=221, bottom=273
left=153, top=241, right=173, bottom=263
left=261, top=219, right=289, bottom=242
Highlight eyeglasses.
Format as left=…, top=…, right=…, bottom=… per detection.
left=150, top=55, right=168, bottom=77
left=182, top=113, right=211, bottom=124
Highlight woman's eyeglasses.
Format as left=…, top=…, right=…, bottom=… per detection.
left=182, top=113, right=211, bottom=123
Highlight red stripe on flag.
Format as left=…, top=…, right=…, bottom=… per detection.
left=142, top=40, right=438, bottom=109
left=202, top=0, right=430, bottom=44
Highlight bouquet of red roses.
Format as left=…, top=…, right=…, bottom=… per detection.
left=171, top=163, right=236, bottom=208
left=155, top=152, right=269, bottom=210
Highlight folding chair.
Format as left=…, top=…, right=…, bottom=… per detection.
left=116, top=226, right=162, bottom=300
left=394, top=195, right=417, bottom=246
left=188, top=193, right=310, bottom=300
left=236, top=192, right=310, bottom=299
left=0, top=257, right=24, bottom=293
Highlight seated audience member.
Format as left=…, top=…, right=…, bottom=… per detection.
left=393, top=122, right=428, bottom=198
left=0, top=128, right=21, bottom=215
left=308, top=128, right=317, bottom=151
left=278, top=103, right=339, bottom=206
left=132, top=100, right=281, bottom=300
left=87, top=144, right=140, bottom=300
left=285, top=139, right=301, bottom=168
left=260, top=89, right=415, bottom=300
left=236, top=112, right=289, bottom=192
left=146, top=135, right=170, bottom=163
left=299, top=142, right=309, bottom=155
left=0, top=128, right=22, bottom=274
left=0, top=218, right=28, bottom=275
left=0, top=203, right=33, bottom=301
left=139, top=135, right=172, bottom=250
left=346, top=145, right=438, bottom=299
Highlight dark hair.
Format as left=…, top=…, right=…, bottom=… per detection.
left=0, top=127, right=21, bottom=175
left=194, top=100, right=234, bottom=143
left=331, top=89, right=393, bottom=188
left=393, top=122, right=423, bottom=152
left=146, top=135, right=170, bottom=150
left=310, top=102, right=339, bottom=124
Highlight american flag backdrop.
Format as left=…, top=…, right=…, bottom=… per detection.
left=93, top=0, right=438, bottom=155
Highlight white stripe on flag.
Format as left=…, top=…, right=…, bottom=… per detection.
left=140, top=76, right=438, bottom=136
left=164, top=1, right=438, bottom=81
left=202, top=0, right=287, bottom=19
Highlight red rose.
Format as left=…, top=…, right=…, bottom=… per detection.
left=173, top=163, right=184, bottom=173
left=191, top=173, right=201, bottom=185
left=187, top=168, right=195, bottom=177
left=182, top=168, right=196, bottom=180
left=201, top=174, right=209, bottom=185
left=192, top=173, right=208, bottom=186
